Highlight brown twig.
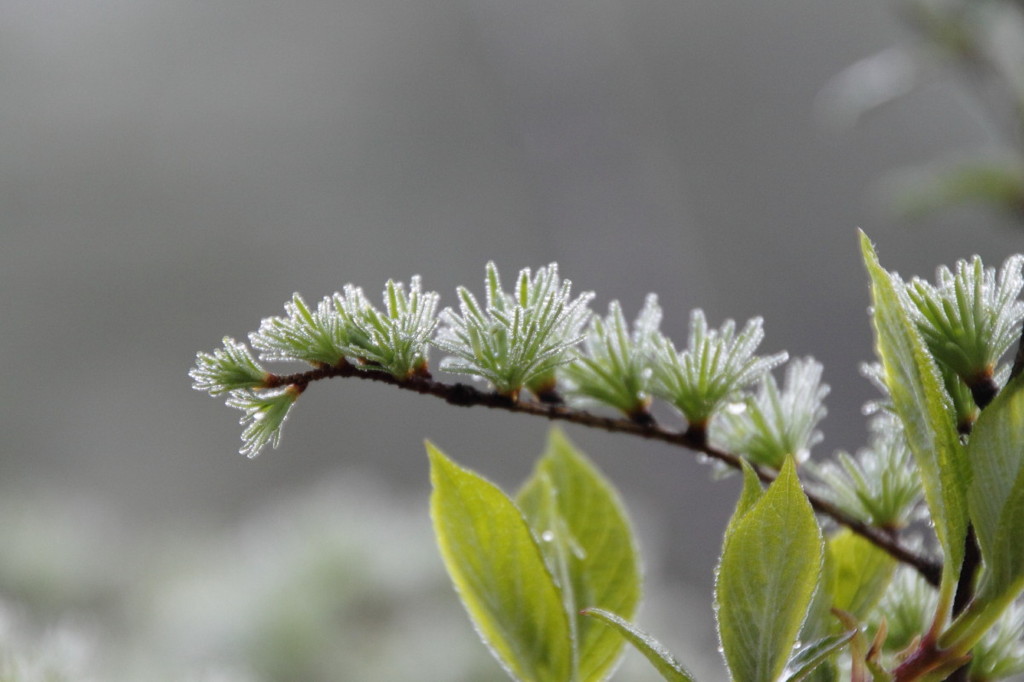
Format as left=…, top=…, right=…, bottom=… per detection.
left=263, top=363, right=943, bottom=586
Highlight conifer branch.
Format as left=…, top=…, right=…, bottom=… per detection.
left=193, top=254, right=1024, bottom=591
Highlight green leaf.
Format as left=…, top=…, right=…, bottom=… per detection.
left=726, top=459, right=765, bottom=540
left=968, top=374, right=1024, bottom=602
left=737, top=458, right=765, bottom=507
left=516, top=428, right=642, bottom=682
left=580, top=608, right=696, bottom=682
left=716, top=457, right=824, bottom=682
left=860, top=231, right=969, bottom=597
left=825, top=529, right=897, bottom=621
left=428, top=443, right=572, bottom=682
left=793, top=530, right=892, bottom=681
left=783, top=631, right=857, bottom=682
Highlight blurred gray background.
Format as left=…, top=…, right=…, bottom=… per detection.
left=2, top=0, right=1022, bottom=678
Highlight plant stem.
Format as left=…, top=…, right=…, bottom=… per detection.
left=263, top=363, right=942, bottom=586
left=1011, top=320, right=1024, bottom=383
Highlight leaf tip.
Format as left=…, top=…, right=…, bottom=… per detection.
left=858, top=229, right=880, bottom=267
left=425, top=440, right=456, bottom=483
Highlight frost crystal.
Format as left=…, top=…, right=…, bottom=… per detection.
left=970, top=599, right=1024, bottom=681
left=809, top=414, right=923, bottom=530
left=333, top=276, right=440, bottom=379
left=225, top=386, right=300, bottom=458
left=250, top=293, right=350, bottom=367
left=871, top=565, right=936, bottom=655
left=561, top=294, right=662, bottom=420
left=905, top=254, right=1024, bottom=388
left=435, top=262, right=594, bottom=399
left=649, top=310, right=787, bottom=431
left=190, top=337, right=269, bottom=396
left=711, top=357, right=829, bottom=469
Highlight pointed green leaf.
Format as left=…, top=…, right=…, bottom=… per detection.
left=581, top=608, right=696, bottom=682
left=516, top=428, right=642, bottom=682
left=826, top=529, right=897, bottom=620
left=428, top=443, right=572, bottom=682
left=860, top=231, right=968, bottom=593
left=733, top=459, right=765, bottom=526
left=783, top=631, right=857, bottom=682
left=716, top=457, right=824, bottom=682
left=968, top=374, right=1024, bottom=602
left=798, top=583, right=838, bottom=680
left=517, top=471, right=583, bottom=678
left=798, top=528, right=894, bottom=678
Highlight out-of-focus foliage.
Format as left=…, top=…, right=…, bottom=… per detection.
left=818, top=0, right=1024, bottom=223
left=0, top=468, right=697, bottom=682
left=0, top=479, right=505, bottom=682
